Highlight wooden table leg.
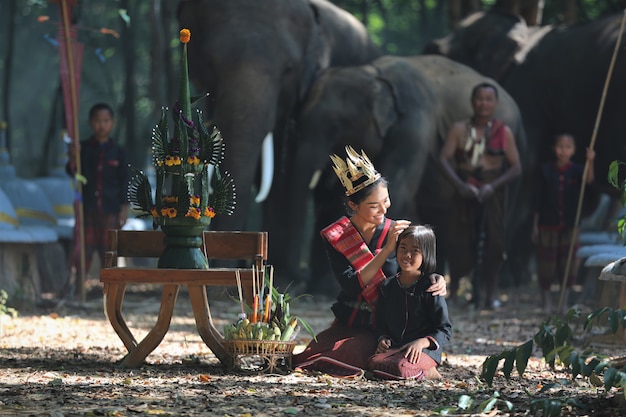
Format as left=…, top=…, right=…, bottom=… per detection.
left=103, top=282, right=137, bottom=352
left=120, top=284, right=180, bottom=368
left=187, top=285, right=233, bottom=368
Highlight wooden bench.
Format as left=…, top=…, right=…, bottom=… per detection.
left=100, top=229, right=268, bottom=368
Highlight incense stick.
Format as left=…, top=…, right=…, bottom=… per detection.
left=235, top=269, right=245, bottom=315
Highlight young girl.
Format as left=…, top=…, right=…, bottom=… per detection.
left=368, top=225, right=452, bottom=380
left=293, top=147, right=447, bottom=378
left=532, top=133, right=595, bottom=314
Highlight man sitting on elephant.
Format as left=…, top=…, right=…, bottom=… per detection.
left=439, top=82, right=522, bottom=310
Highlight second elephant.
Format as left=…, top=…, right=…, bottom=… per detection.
left=292, top=55, right=528, bottom=294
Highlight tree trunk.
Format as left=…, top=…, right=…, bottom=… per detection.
left=448, top=0, right=482, bottom=29
left=2, top=0, right=16, bottom=151
left=121, top=0, right=139, bottom=168
left=162, top=0, right=177, bottom=106
left=149, top=0, right=165, bottom=114
left=493, top=0, right=544, bottom=24
left=562, top=0, right=577, bottom=24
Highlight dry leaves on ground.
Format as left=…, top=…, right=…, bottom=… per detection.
left=0, top=285, right=625, bottom=416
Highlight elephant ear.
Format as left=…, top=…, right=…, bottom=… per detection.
left=371, top=77, right=399, bottom=138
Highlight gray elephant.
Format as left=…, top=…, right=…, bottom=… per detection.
left=291, top=55, right=527, bottom=294
left=177, top=0, right=381, bottom=285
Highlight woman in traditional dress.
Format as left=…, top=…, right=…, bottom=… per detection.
left=293, top=146, right=447, bottom=377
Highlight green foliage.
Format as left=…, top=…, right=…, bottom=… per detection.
left=530, top=397, right=582, bottom=417
left=608, top=160, right=626, bottom=243
left=480, top=306, right=626, bottom=417
left=0, top=289, right=18, bottom=319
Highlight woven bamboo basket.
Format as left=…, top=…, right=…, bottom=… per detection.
left=222, top=339, right=297, bottom=374
left=223, top=339, right=296, bottom=355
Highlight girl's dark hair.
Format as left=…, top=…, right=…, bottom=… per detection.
left=89, top=102, right=114, bottom=119
left=344, top=177, right=389, bottom=215
left=397, top=225, right=437, bottom=275
left=471, top=82, right=498, bottom=100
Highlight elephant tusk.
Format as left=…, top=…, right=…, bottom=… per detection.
left=308, top=169, right=321, bottom=190
left=206, top=164, right=214, bottom=194
left=255, top=132, right=274, bottom=203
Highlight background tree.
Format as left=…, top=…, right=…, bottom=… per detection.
left=1, top=0, right=625, bottom=179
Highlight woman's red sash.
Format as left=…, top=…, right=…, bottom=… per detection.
left=321, top=216, right=392, bottom=310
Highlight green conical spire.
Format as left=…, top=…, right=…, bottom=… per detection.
left=178, top=28, right=192, bottom=122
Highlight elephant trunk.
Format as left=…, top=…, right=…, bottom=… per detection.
left=209, top=73, right=279, bottom=232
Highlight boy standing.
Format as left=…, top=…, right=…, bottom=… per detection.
left=532, top=133, right=595, bottom=314
left=67, top=103, right=129, bottom=278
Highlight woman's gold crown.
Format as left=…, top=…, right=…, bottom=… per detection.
left=330, top=146, right=381, bottom=196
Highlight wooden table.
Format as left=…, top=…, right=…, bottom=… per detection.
left=101, top=268, right=255, bottom=368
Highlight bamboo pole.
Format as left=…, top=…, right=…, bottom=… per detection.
left=557, top=10, right=626, bottom=314
left=59, top=0, right=86, bottom=302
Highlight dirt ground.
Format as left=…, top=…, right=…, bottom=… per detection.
left=1, top=282, right=625, bottom=417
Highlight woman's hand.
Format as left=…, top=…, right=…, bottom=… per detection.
left=383, top=219, right=411, bottom=253
left=427, top=274, right=447, bottom=297
left=376, top=337, right=392, bottom=354
left=403, top=338, right=430, bottom=363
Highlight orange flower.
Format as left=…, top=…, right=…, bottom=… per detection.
left=150, top=206, right=158, bottom=217
left=166, top=208, right=177, bottom=218
left=187, top=155, right=200, bottom=165
left=180, top=29, right=191, bottom=44
left=190, top=195, right=200, bottom=206
left=161, top=207, right=169, bottom=217
left=185, top=207, right=201, bottom=220
left=173, top=156, right=182, bottom=165
left=165, top=155, right=174, bottom=167
left=205, top=207, right=216, bottom=218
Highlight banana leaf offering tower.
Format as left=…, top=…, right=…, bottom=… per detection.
left=127, top=29, right=236, bottom=269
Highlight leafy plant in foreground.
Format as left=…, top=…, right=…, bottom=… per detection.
left=481, top=307, right=626, bottom=413
left=0, top=289, right=18, bottom=319
left=608, top=160, right=626, bottom=243
left=430, top=391, right=513, bottom=416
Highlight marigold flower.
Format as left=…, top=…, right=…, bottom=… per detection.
left=180, top=29, right=191, bottom=44
left=165, top=155, right=174, bottom=166
left=205, top=206, right=216, bottom=218
left=150, top=206, right=158, bottom=217
left=167, top=208, right=177, bottom=218
left=173, top=156, right=181, bottom=165
left=190, top=195, right=200, bottom=206
left=187, top=155, right=200, bottom=165
left=185, top=207, right=201, bottom=220
left=161, top=207, right=169, bottom=217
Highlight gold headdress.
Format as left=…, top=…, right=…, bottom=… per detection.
left=330, top=146, right=381, bottom=196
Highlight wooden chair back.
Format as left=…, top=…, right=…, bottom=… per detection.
left=105, top=229, right=268, bottom=268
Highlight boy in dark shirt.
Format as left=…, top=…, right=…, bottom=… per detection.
left=67, top=103, right=129, bottom=277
